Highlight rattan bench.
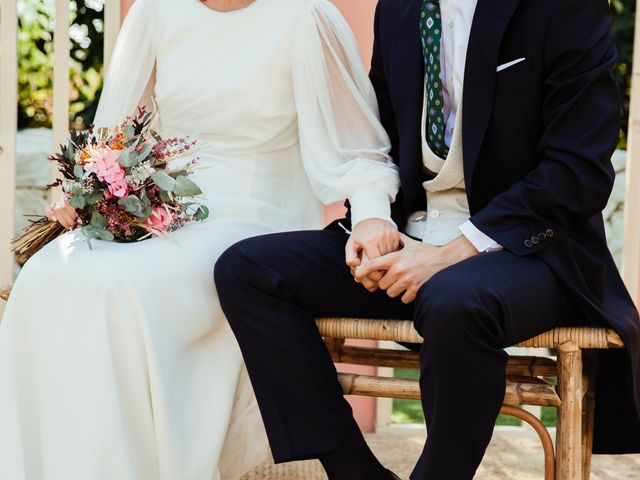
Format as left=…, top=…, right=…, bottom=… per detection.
left=316, top=317, right=625, bottom=480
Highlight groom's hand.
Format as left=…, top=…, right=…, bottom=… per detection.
left=345, top=219, right=400, bottom=291
left=355, top=234, right=479, bottom=304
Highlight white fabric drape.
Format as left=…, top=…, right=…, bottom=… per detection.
left=93, top=0, right=157, bottom=128
left=293, top=0, right=399, bottom=226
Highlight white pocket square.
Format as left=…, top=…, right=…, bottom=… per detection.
left=496, top=57, right=526, bottom=73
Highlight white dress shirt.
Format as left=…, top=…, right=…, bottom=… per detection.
left=418, top=0, right=502, bottom=252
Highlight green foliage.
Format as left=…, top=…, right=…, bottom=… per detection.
left=611, top=0, right=635, bottom=149
left=193, top=205, right=209, bottom=221
left=151, top=171, right=177, bottom=192
left=118, top=195, right=151, bottom=219
left=18, top=0, right=105, bottom=129
left=391, top=369, right=558, bottom=427
left=391, top=369, right=425, bottom=425
left=174, top=176, right=203, bottom=196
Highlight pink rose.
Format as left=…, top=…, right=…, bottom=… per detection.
left=91, top=148, right=125, bottom=185
left=144, top=206, right=175, bottom=233
left=107, top=177, right=130, bottom=198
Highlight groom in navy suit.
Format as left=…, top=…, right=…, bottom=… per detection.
left=215, top=0, right=640, bottom=478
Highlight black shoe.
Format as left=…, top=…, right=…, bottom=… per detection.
left=386, top=470, right=401, bottom=480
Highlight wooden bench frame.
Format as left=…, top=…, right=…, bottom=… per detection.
left=316, top=318, right=625, bottom=480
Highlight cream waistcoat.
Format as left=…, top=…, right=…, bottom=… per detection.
left=404, top=88, right=470, bottom=246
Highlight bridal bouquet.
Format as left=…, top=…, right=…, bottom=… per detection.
left=12, top=107, right=209, bottom=263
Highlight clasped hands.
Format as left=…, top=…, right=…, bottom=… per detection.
left=345, top=218, right=479, bottom=304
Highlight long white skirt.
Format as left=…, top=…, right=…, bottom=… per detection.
left=0, top=149, right=323, bottom=480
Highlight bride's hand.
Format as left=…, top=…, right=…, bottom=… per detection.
left=46, top=200, right=78, bottom=230
left=345, top=218, right=400, bottom=291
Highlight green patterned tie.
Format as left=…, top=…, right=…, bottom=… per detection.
left=420, top=0, right=449, bottom=159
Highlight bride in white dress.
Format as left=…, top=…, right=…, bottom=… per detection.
left=0, top=0, right=399, bottom=479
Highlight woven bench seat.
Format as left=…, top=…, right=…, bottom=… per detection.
left=316, top=317, right=624, bottom=349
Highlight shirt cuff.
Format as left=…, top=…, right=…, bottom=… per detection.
left=459, top=220, right=504, bottom=253
left=349, top=188, right=395, bottom=229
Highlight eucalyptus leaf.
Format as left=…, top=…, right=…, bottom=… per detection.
left=66, top=140, right=76, bottom=161
left=73, top=165, right=85, bottom=180
left=86, top=191, right=103, bottom=205
left=118, top=148, right=140, bottom=168
left=81, top=225, right=99, bottom=250
left=125, top=124, right=135, bottom=142
left=140, top=206, right=153, bottom=221
left=174, top=176, right=202, bottom=197
left=95, top=228, right=115, bottom=241
left=82, top=224, right=96, bottom=235
left=90, top=211, right=108, bottom=229
left=68, top=196, right=86, bottom=209
left=118, top=195, right=145, bottom=217
left=70, top=184, right=84, bottom=196
left=151, top=170, right=176, bottom=192
left=140, top=189, right=152, bottom=207
left=137, top=143, right=153, bottom=161
left=194, top=205, right=209, bottom=221
left=118, top=148, right=130, bottom=166
left=159, top=190, right=172, bottom=203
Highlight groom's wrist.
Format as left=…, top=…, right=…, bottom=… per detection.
left=443, top=235, right=480, bottom=266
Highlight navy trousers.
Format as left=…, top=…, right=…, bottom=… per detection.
left=214, top=227, right=573, bottom=479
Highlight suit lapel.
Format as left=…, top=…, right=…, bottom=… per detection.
left=388, top=0, right=423, bottom=132
left=387, top=0, right=425, bottom=211
left=462, top=0, right=522, bottom=189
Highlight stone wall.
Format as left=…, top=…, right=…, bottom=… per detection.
left=14, top=129, right=53, bottom=235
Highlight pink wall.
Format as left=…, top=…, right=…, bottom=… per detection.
left=122, top=0, right=134, bottom=18
left=120, top=0, right=381, bottom=433
left=332, top=0, right=377, bottom=69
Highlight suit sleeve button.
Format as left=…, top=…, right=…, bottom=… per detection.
left=531, top=236, right=540, bottom=245
left=524, top=239, right=534, bottom=248
left=538, top=233, right=548, bottom=242
left=545, top=229, right=554, bottom=238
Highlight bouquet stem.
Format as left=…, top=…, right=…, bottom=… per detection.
left=11, top=218, right=67, bottom=265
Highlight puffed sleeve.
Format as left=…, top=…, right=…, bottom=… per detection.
left=292, top=0, right=400, bottom=227
left=93, top=0, right=157, bottom=128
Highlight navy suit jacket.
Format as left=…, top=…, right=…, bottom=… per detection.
left=364, top=0, right=640, bottom=452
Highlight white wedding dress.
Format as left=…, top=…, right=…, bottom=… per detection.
left=0, top=0, right=399, bottom=479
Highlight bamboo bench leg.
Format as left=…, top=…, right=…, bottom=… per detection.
left=581, top=352, right=597, bottom=480
left=556, top=341, right=583, bottom=480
